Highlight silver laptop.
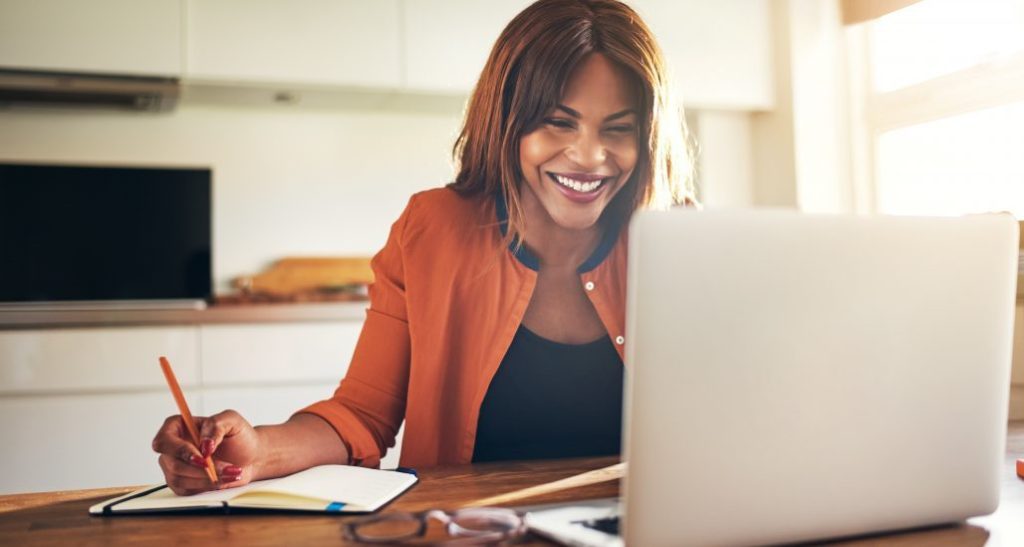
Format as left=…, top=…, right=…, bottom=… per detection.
left=527, top=209, right=1019, bottom=546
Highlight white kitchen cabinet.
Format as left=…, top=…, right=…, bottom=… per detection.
left=0, top=317, right=371, bottom=494
left=0, top=392, right=170, bottom=494
left=0, top=0, right=183, bottom=76
left=200, top=384, right=339, bottom=427
left=201, top=383, right=405, bottom=469
left=185, top=0, right=402, bottom=88
left=401, top=0, right=773, bottom=108
left=0, top=0, right=774, bottom=110
left=199, top=322, right=360, bottom=385
left=401, top=0, right=533, bottom=93
left=630, top=0, right=775, bottom=110
left=0, top=326, right=200, bottom=393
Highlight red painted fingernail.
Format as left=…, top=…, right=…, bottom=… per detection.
left=201, top=439, right=214, bottom=457
left=190, top=455, right=206, bottom=468
left=224, top=465, right=242, bottom=475
left=223, top=474, right=241, bottom=482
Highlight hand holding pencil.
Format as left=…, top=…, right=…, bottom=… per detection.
left=158, top=357, right=218, bottom=485
left=151, top=356, right=262, bottom=496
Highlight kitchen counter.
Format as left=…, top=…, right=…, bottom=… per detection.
left=2, top=296, right=1020, bottom=329
left=0, top=301, right=367, bottom=329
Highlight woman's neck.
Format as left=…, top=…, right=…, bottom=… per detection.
left=518, top=192, right=604, bottom=271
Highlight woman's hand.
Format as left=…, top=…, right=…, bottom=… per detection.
left=151, top=409, right=262, bottom=495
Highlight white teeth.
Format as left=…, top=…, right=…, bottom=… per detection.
left=554, top=174, right=603, bottom=193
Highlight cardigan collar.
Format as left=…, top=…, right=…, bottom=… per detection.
left=494, top=192, right=621, bottom=274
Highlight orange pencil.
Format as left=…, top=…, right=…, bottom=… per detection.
left=158, top=356, right=218, bottom=485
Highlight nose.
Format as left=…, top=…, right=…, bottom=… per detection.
left=565, top=127, right=606, bottom=169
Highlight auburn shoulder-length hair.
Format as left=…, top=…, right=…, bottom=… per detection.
left=448, top=0, right=695, bottom=244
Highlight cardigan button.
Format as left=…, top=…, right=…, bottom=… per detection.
left=584, top=281, right=595, bottom=291
left=615, top=335, right=625, bottom=345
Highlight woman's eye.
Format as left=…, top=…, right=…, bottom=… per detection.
left=544, top=118, right=574, bottom=129
left=605, top=124, right=636, bottom=133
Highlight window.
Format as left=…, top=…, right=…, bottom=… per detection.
left=850, top=0, right=1024, bottom=218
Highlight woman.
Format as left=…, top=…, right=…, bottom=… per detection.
left=151, top=0, right=694, bottom=495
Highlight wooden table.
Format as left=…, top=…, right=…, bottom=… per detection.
left=2, top=424, right=1021, bottom=546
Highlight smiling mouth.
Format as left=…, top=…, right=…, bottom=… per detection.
left=547, top=172, right=613, bottom=194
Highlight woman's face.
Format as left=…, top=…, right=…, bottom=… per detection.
left=519, top=53, right=639, bottom=232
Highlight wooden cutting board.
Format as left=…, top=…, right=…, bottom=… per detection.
left=232, top=257, right=373, bottom=297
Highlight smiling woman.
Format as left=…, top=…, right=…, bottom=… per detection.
left=519, top=54, right=640, bottom=231
left=449, top=0, right=695, bottom=245
left=149, top=0, right=697, bottom=496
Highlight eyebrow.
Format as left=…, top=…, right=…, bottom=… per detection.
left=556, top=104, right=636, bottom=122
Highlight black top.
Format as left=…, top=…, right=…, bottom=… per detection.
left=472, top=324, right=625, bottom=463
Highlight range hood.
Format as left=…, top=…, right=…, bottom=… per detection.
left=0, top=69, right=179, bottom=112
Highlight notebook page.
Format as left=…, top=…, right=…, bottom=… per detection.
left=111, top=477, right=281, bottom=511
left=236, top=465, right=415, bottom=508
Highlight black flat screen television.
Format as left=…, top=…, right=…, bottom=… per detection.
left=0, top=163, right=212, bottom=304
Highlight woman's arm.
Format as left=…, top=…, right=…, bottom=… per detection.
left=289, top=195, right=417, bottom=468
left=252, top=412, right=349, bottom=480
left=155, top=196, right=417, bottom=494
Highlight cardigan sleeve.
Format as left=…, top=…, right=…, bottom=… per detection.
left=292, top=195, right=416, bottom=468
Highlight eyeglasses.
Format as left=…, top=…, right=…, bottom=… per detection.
left=342, top=507, right=527, bottom=545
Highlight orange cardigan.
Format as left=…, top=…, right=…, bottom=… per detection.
left=295, top=187, right=628, bottom=468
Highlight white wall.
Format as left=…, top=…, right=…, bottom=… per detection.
left=0, top=102, right=462, bottom=293
left=693, top=110, right=755, bottom=208
left=0, top=97, right=767, bottom=295
left=751, top=0, right=798, bottom=209
left=751, top=0, right=853, bottom=212
left=788, top=0, right=853, bottom=214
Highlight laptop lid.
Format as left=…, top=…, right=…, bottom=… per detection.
left=622, top=210, right=1018, bottom=546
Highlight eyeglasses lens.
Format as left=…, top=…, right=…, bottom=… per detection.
left=450, top=509, right=522, bottom=536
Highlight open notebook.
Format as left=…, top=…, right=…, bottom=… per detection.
left=89, top=465, right=418, bottom=515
